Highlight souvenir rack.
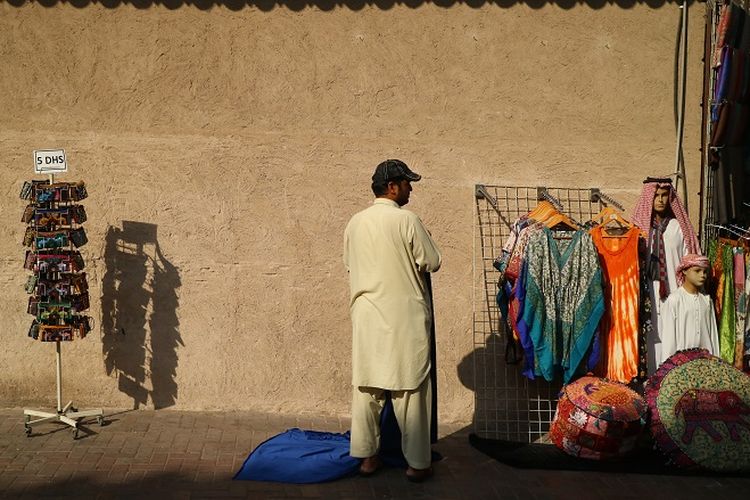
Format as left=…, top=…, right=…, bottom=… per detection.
left=473, top=184, right=614, bottom=443
left=20, top=175, right=103, bottom=438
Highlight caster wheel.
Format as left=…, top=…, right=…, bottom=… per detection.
left=24, top=425, right=31, bottom=437
left=97, top=416, right=104, bottom=426
left=73, top=426, right=79, bottom=440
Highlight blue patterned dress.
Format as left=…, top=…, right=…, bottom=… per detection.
left=520, top=227, right=604, bottom=383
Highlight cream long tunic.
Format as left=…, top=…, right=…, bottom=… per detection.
left=658, top=287, right=720, bottom=367
left=344, top=198, right=442, bottom=390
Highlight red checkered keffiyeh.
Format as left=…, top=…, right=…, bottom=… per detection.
left=631, top=180, right=700, bottom=299
left=631, top=181, right=700, bottom=254
left=676, top=253, right=710, bottom=287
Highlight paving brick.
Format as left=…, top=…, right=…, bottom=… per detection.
left=2, top=409, right=750, bottom=498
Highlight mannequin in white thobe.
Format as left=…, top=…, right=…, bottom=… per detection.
left=659, top=256, right=720, bottom=366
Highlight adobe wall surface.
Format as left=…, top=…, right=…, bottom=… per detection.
left=0, top=2, right=705, bottom=424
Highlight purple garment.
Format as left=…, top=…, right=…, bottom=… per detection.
left=515, top=259, right=536, bottom=380
left=586, top=329, right=601, bottom=372
left=735, top=249, right=746, bottom=289
left=713, top=47, right=732, bottom=123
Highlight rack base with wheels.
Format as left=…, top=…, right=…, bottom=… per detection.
left=23, top=340, right=103, bottom=439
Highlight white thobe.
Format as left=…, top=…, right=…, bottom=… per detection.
left=658, top=287, right=720, bottom=366
left=344, top=198, right=442, bottom=390
left=648, top=218, right=689, bottom=373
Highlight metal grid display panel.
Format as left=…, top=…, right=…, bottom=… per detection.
left=473, top=185, right=604, bottom=443
left=700, top=0, right=721, bottom=247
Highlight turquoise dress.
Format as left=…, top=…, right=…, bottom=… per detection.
left=521, top=227, right=604, bottom=383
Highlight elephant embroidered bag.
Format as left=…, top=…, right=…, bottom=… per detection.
left=550, top=375, right=647, bottom=460
left=646, top=348, right=750, bottom=471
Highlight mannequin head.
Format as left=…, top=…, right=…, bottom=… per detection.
left=682, top=266, right=708, bottom=294
left=676, top=253, right=710, bottom=294
left=652, top=186, right=672, bottom=219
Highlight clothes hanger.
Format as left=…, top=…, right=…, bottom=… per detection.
left=544, top=212, right=579, bottom=231
left=727, top=224, right=750, bottom=249
left=526, top=201, right=579, bottom=231
left=527, top=200, right=558, bottom=222
left=706, top=223, right=750, bottom=241
left=527, top=202, right=579, bottom=230
left=729, top=224, right=750, bottom=236
left=528, top=190, right=580, bottom=232
left=590, top=206, right=632, bottom=238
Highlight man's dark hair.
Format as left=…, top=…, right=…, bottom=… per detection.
left=372, top=181, right=388, bottom=196
left=372, top=177, right=404, bottom=196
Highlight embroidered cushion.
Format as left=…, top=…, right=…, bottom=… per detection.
left=550, top=375, right=647, bottom=460
left=646, top=348, right=750, bottom=471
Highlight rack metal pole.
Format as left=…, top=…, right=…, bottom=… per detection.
left=56, top=341, right=63, bottom=413
left=674, top=1, right=690, bottom=212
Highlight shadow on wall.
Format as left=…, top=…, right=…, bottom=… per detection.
left=457, top=332, right=558, bottom=439
left=0, top=0, right=697, bottom=12
left=101, top=221, right=183, bottom=410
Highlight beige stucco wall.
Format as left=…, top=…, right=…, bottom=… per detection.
left=0, top=2, right=705, bottom=424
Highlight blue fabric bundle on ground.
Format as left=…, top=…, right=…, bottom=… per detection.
left=233, top=428, right=359, bottom=483
left=235, top=275, right=440, bottom=483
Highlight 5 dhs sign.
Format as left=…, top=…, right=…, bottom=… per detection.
left=34, top=149, right=67, bottom=174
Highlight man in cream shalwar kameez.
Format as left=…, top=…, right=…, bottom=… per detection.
left=344, top=159, right=441, bottom=482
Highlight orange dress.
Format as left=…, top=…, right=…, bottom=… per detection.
left=590, top=226, right=641, bottom=383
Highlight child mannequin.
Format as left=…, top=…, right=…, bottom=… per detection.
left=658, top=254, right=720, bottom=367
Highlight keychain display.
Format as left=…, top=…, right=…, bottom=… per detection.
left=21, top=179, right=91, bottom=342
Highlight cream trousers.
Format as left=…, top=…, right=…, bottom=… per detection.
left=349, top=375, right=432, bottom=470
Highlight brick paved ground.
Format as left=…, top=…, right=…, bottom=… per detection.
left=0, top=408, right=748, bottom=499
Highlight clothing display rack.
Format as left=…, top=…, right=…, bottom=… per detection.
left=20, top=174, right=102, bottom=438
left=473, top=184, right=611, bottom=442
left=700, top=0, right=750, bottom=246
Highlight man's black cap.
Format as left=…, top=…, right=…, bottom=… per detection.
left=372, top=159, right=422, bottom=184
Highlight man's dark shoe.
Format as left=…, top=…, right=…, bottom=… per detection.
left=405, top=466, right=433, bottom=483
left=359, top=456, right=382, bottom=477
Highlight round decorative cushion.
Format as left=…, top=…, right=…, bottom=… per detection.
left=646, top=348, right=750, bottom=471
left=550, top=375, right=647, bottom=460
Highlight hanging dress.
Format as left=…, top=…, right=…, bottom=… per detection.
left=708, top=239, right=726, bottom=317
left=734, top=247, right=746, bottom=369
left=637, top=237, right=652, bottom=380
left=590, top=226, right=640, bottom=383
left=521, top=227, right=604, bottom=383
left=509, top=223, right=544, bottom=379
left=719, top=244, right=736, bottom=364
left=745, top=255, right=750, bottom=372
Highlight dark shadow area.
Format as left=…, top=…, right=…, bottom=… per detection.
left=7, top=424, right=750, bottom=499
left=101, top=221, right=182, bottom=410
left=457, top=331, right=562, bottom=441
left=468, top=433, right=750, bottom=476
left=0, top=0, right=701, bottom=12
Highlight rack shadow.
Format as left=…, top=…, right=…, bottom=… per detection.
left=457, top=332, right=562, bottom=442
left=100, top=221, right=183, bottom=410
